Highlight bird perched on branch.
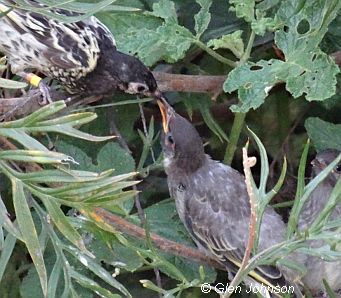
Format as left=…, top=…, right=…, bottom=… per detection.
left=298, top=149, right=341, bottom=297
left=0, top=0, right=161, bottom=104
left=157, top=98, right=301, bottom=293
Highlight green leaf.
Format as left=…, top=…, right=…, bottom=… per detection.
left=65, top=246, right=131, bottom=297
left=38, top=195, right=87, bottom=253
left=194, top=0, right=212, bottom=38
left=224, top=0, right=341, bottom=112
left=251, top=12, right=280, bottom=36
left=12, top=179, right=47, bottom=296
left=12, top=0, right=139, bottom=23
left=0, top=78, right=27, bottom=89
left=0, top=196, right=22, bottom=240
left=247, top=128, right=269, bottom=196
left=323, top=279, right=338, bottom=298
left=285, top=51, right=339, bottom=101
left=275, top=0, right=341, bottom=98
left=0, top=101, right=66, bottom=128
left=47, top=258, right=62, bottom=298
left=54, top=141, right=95, bottom=172
left=98, top=10, right=194, bottom=66
left=71, top=271, right=122, bottom=298
left=289, top=152, right=341, bottom=237
left=20, top=169, right=107, bottom=183
left=207, top=30, right=244, bottom=58
left=305, top=118, right=341, bottom=151
left=131, top=200, right=217, bottom=283
left=0, top=233, right=17, bottom=281
left=0, top=129, right=48, bottom=150
left=287, top=140, right=310, bottom=238
left=0, top=150, right=77, bottom=165
left=151, top=0, right=178, bottom=23
left=224, top=59, right=284, bottom=112
left=37, top=175, right=137, bottom=200
left=96, top=142, right=135, bottom=174
left=0, top=102, right=113, bottom=142
left=310, top=166, right=341, bottom=232
left=56, top=141, right=135, bottom=174
left=229, top=0, right=255, bottom=22
left=184, top=94, right=228, bottom=142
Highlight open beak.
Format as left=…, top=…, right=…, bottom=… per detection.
left=157, top=97, right=171, bottom=133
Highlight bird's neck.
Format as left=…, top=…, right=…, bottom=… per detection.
left=164, top=153, right=207, bottom=177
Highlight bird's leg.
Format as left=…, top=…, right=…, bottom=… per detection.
left=17, top=72, right=52, bottom=105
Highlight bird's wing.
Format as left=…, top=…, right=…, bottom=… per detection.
left=185, top=163, right=250, bottom=261
left=0, top=1, right=114, bottom=75
left=185, top=161, right=283, bottom=279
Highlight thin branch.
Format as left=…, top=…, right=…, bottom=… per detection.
left=81, top=207, right=224, bottom=270
left=222, top=146, right=257, bottom=298
left=152, top=72, right=226, bottom=95
left=138, top=101, right=156, bottom=163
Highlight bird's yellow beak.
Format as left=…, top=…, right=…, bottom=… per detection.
left=157, top=98, right=169, bottom=133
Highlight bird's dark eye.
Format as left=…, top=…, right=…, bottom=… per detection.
left=137, top=85, right=146, bottom=92
left=177, top=183, right=186, bottom=192
left=167, top=135, right=174, bottom=145
left=335, top=164, right=341, bottom=173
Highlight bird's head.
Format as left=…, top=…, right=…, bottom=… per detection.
left=157, top=98, right=205, bottom=173
left=311, top=149, right=341, bottom=186
left=113, top=51, right=161, bottom=99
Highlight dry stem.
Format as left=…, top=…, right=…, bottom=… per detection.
left=222, top=146, right=257, bottom=298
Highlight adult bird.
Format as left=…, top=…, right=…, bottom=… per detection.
left=298, top=149, right=341, bottom=296
left=0, top=0, right=161, bottom=104
left=157, top=98, right=301, bottom=293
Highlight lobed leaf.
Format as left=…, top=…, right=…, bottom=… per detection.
left=224, top=0, right=341, bottom=112
left=207, top=30, right=244, bottom=58
left=194, top=0, right=212, bottom=38
left=305, top=118, right=341, bottom=152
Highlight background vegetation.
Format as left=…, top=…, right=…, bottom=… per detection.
left=0, top=0, right=341, bottom=297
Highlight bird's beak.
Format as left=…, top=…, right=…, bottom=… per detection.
left=157, top=97, right=170, bottom=133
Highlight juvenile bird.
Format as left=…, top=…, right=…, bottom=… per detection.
left=0, top=0, right=161, bottom=104
left=157, top=98, right=300, bottom=291
left=298, top=149, right=341, bottom=296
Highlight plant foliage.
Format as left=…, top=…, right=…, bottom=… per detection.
left=0, top=0, right=341, bottom=297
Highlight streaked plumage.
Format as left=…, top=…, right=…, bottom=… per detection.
left=0, top=0, right=160, bottom=100
left=157, top=99, right=299, bottom=288
left=298, top=149, right=341, bottom=296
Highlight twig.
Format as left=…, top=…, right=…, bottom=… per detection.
left=81, top=207, right=224, bottom=270
left=138, top=101, right=156, bottom=163
left=152, top=72, right=226, bottom=95
left=108, top=111, right=131, bottom=153
left=222, top=146, right=257, bottom=298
